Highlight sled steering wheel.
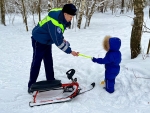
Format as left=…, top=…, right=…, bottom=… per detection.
left=66, top=69, right=75, bottom=80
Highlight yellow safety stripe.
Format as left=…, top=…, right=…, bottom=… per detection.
left=38, top=16, right=64, bottom=33
left=38, top=8, right=64, bottom=33
left=50, top=8, right=62, bottom=12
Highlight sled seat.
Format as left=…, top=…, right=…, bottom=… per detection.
left=30, top=80, right=62, bottom=92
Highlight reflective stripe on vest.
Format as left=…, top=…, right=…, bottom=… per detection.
left=50, top=8, right=62, bottom=12
left=38, top=8, right=64, bottom=33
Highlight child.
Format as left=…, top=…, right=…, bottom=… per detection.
left=92, top=36, right=121, bottom=93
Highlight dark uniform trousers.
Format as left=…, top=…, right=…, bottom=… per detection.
left=28, top=37, right=55, bottom=88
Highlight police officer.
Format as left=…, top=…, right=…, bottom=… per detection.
left=28, top=4, right=78, bottom=93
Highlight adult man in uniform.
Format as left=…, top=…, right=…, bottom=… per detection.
left=28, top=4, right=78, bottom=93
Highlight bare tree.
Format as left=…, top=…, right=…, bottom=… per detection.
left=28, top=1, right=37, bottom=26
left=38, top=0, right=41, bottom=21
left=126, top=0, right=133, bottom=12
left=86, top=0, right=96, bottom=27
left=103, top=0, right=109, bottom=12
left=147, top=39, right=150, bottom=54
left=21, top=0, right=28, bottom=31
left=111, top=0, right=114, bottom=14
left=5, top=1, right=17, bottom=25
left=98, top=0, right=104, bottom=13
left=15, top=1, right=25, bottom=23
left=48, top=0, right=54, bottom=11
left=130, top=0, right=144, bottom=59
left=77, top=0, right=86, bottom=29
left=0, top=0, right=6, bottom=26
left=0, top=0, right=2, bottom=21
left=84, top=0, right=90, bottom=29
left=120, top=0, right=124, bottom=14
left=149, top=7, right=150, bottom=18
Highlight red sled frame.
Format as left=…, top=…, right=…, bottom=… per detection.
left=29, top=69, right=82, bottom=107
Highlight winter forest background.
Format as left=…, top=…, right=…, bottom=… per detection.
left=0, top=0, right=150, bottom=58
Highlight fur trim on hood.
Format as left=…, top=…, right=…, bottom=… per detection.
left=103, top=35, right=111, bottom=51
left=103, top=35, right=121, bottom=51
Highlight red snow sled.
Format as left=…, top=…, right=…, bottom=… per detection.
left=29, top=69, right=95, bottom=107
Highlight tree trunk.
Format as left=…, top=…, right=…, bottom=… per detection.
left=112, top=0, right=114, bottom=15
left=100, top=0, right=104, bottom=13
left=84, top=1, right=89, bottom=29
left=38, top=0, right=41, bottom=21
left=31, top=1, right=36, bottom=26
left=0, top=0, right=6, bottom=26
left=103, top=0, right=108, bottom=12
left=87, top=0, right=96, bottom=27
left=77, top=0, right=85, bottom=29
left=21, top=0, right=28, bottom=31
left=147, top=39, right=150, bottom=54
left=149, top=8, right=150, bottom=18
left=0, top=0, right=1, bottom=23
left=120, top=0, right=124, bottom=14
left=130, top=0, right=144, bottom=59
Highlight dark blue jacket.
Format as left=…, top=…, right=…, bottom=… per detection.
left=32, top=10, right=72, bottom=54
left=92, top=37, right=121, bottom=79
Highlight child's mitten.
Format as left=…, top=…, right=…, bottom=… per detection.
left=92, top=57, right=97, bottom=62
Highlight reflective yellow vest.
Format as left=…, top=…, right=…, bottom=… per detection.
left=38, top=8, right=64, bottom=33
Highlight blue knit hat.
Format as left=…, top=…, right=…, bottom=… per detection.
left=62, top=4, right=77, bottom=16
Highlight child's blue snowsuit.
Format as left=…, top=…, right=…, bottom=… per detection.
left=92, top=37, right=121, bottom=93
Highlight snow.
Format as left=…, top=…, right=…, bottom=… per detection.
left=0, top=8, right=150, bottom=113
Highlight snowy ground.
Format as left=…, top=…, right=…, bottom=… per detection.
left=0, top=8, right=150, bottom=113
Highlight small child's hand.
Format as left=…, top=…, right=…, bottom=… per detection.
left=92, top=57, right=97, bottom=62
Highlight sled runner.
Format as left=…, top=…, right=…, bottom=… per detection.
left=29, top=69, right=95, bottom=107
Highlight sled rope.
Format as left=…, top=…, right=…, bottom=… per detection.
left=78, top=53, right=92, bottom=59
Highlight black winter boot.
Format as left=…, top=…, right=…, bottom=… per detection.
left=28, top=88, right=33, bottom=94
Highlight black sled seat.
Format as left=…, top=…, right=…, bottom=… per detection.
left=30, top=80, right=62, bottom=92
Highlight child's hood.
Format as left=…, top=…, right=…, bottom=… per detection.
left=109, top=37, right=121, bottom=51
